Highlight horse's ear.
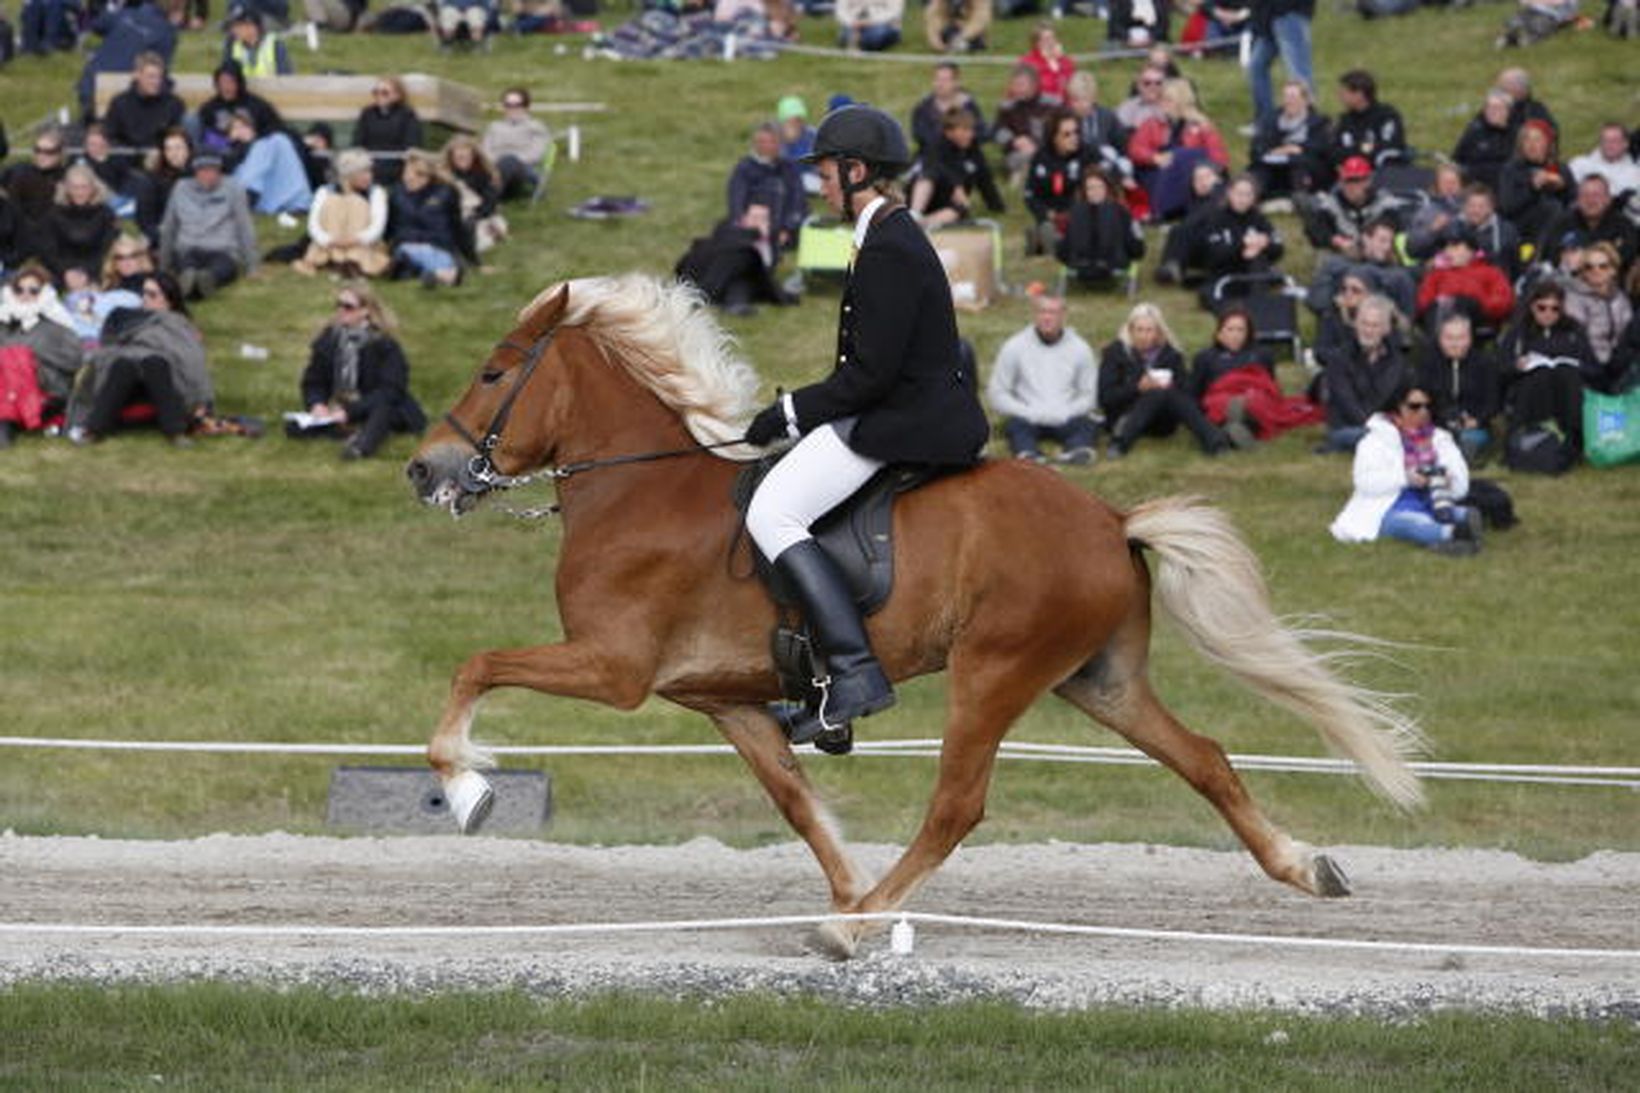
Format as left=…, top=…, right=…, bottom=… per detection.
left=517, top=283, right=570, bottom=340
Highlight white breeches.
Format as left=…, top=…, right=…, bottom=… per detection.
left=746, top=422, right=885, bottom=562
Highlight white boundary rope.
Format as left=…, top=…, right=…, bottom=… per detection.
left=0, top=736, right=1633, bottom=790
left=1, top=912, right=1636, bottom=961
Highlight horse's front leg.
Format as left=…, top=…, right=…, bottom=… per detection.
left=429, top=641, right=652, bottom=833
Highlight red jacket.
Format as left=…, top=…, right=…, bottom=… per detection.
left=1415, top=258, right=1515, bottom=324
left=1018, top=48, right=1076, bottom=103
left=1127, top=118, right=1229, bottom=170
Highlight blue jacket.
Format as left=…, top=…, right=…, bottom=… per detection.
left=76, top=3, right=178, bottom=117
left=726, top=155, right=807, bottom=242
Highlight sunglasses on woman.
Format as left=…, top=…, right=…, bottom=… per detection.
left=1402, top=400, right=1431, bottom=411
left=15, top=283, right=43, bottom=298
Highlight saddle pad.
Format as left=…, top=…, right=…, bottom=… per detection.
left=734, top=458, right=950, bottom=616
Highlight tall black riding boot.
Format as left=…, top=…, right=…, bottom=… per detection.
left=769, top=539, right=895, bottom=753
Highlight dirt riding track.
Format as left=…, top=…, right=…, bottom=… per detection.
left=2, top=834, right=1636, bottom=1018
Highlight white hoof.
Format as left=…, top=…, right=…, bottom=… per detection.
left=813, top=920, right=859, bottom=961
left=445, top=770, right=495, bottom=835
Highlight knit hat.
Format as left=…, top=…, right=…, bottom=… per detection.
left=336, top=148, right=372, bottom=178
left=776, top=95, right=808, bottom=123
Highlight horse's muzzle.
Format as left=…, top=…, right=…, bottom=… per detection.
left=406, top=447, right=485, bottom=516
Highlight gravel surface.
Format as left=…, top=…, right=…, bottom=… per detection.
left=2, top=833, right=1636, bottom=1018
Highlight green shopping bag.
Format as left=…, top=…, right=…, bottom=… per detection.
left=1584, top=387, right=1640, bottom=468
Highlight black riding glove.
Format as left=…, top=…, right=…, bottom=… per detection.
left=745, top=402, right=790, bottom=446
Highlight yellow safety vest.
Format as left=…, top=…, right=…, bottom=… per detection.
left=230, top=37, right=281, bottom=79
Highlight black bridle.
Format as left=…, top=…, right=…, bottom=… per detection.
left=441, top=329, right=749, bottom=514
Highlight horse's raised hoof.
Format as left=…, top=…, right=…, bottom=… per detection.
left=445, top=770, right=495, bottom=835
left=813, top=920, right=860, bottom=961
left=1312, top=854, right=1351, bottom=898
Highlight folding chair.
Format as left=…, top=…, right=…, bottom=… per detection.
left=530, top=137, right=558, bottom=205
left=1207, top=271, right=1306, bottom=364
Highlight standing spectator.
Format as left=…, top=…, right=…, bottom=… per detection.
left=909, top=109, right=1004, bottom=228
left=835, top=0, right=903, bottom=51
left=222, top=10, right=293, bottom=76
left=355, top=76, right=424, bottom=187
left=1330, top=69, right=1409, bottom=170
left=1569, top=123, right=1640, bottom=196
left=1198, top=173, right=1284, bottom=299
left=1248, top=79, right=1332, bottom=198
left=1317, top=293, right=1408, bottom=452
left=443, top=137, right=507, bottom=254
left=909, top=62, right=988, bottom=157
left=101, top=52, right=186, bottom=162
left=387, top=151, right=469, bottom=289
left=481, top=87, right=553, bottom=202
left=1057, top=169, right=1145, bottom=286
left=1404, top=163, right=1470, bottom=264
left=19, top=0, right=78, bottom=55
left=1416, top=312, right=1500, bottom=462
left=42, top=165, right=120, bottom=284
left=727, top=123, right=807, bottom=252
left=1108, top=0, right=1172, bottom=47
left=296, top=283, right=426, bottom=460
left=1023, top=111, right=1083, bottom=255
left=68, top=271, right=212, bottom=448
left=1116, top=64, right=1169, bottom=133
left=225, top=109, right=313, bottom=215
left=1496, top=119, right=1570, bottom=247
left=1561, top=242, right=1633, bottom=387
left=1414, top=224, right=1515, bottom=333
left=296, top=148, right=390, bottom=278
left=1099, top=302, right=1229, bottom=458
left=1453, top=90, right=1517, bottom=195
left=924, top=0, right=990, bottom=54
left=1537, top=175, right=1637, bottom=276
left=1018, top=22, right=1075, bottom=103
left=158, top=152, right=259, bottom=300
left=986, top=293, right=1099, bottom=464
left=198, top=60, right=285, bottom=156
left=992, top=64, right=1054, bottom=188
left=74, top=0, right=177, bottom=122
left=1245, top=0, right=1315, bottom=128
left=1127, top=78, right=1230, bottom=222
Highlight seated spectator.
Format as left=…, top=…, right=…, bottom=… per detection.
left=1197, top=173, right=1284, bottom=302
left=1248, top=80, right=1332, bottom=199
left=726, top=123, right=807, bottom=252
left=1128, top=79, right=1229, bottom=223
left=77, top=122, right=160, bottom=235
left=993, top=64, right=1054, bottom=188
left=1057, top=169, right=1145, bottom=286
left=1612, top=310, right=1640, bottom=394
left=1116, top=65, right=1170, bottom=136
left=387, top=151, right=470, bottom=289
left=910, top=62, right=988, bottom=157
left=74, top=1, right=177, bottom=123
left=1497, top=66, right=1558, bottom=138
left=1308, top=218, right=1415, bottom=319
left=1311, top=269, right=1372, bottom=361
left=1190, top=306, right=1322, bottom=448
left=836, top=0, right=903, bottom=51
left=1537, top=174, right=1637, bottom=276
left=1329, top=383, right=1481, bottom=556
left=198, top=60, right=285, bottom=156
left=296, top=148, right=390, bottom=278
left=1496, top=0, right=1580, bottom=48
left=1569, top=123, right=1640, bottom=197
left=675, top=204, right=790, bottom=318
left=144, top=127, right=195, bottom=223
left=295, top=283, right=427, bottom=460
left=1, top=131, right=69, bottom=258
left=435, top=0, right=496, bottom=48
left=1023, top=111, right=1083, bottom=255
left=1330, top=69, right=1409, bottom=170
left=300, top=123, right=337, bottom=191
left=222, top=9, right=293, bottom=76
left=777, top=96, right=820, bottom=196
left=225, top=109, right=313, bottom=215
left=158, top=152, right=259, bottom=300
left=1108, top=0, right=1172, bottom=47
left=1561, top=242, right=1633, bottom=386
left=924, top=0, right=990, bottom=54
left=482, top=87, right=553, bottom=203
left=1456, top=182, right=1522, bottom=281
left=442, top=136, right=507, bottom=254
left=101, top=51, right=186, bottom=163
left=1416, top=312, right=1501, bottom=462
left=1497, top=119, right=1570, bottom=249
left=1302, top=157, right=1405, bottom=257
left=1153, top=161, right=1226, bottom=285
left=1316, top=293, right=1409, bottom=452
left=1064, top=72, right=1132, bottom=185
left=1415, top=224, right=1514, bottom=334
left=1499, top=279, right=1595, bottom=448
left=910, top=108, right=1004, bottom=229
left=1018, top=22, right=1074, bottom=103
left=1098, top=302, right=1229, bottom=458
left=67, top=271, right=212, bottom=447
left=1404, top=163, right=1470, bottom=265
left=61, top=233, right=153, bottom=339
left=19, top=0, right=79, bottom=55
left=42, top=165, right=120, bottom=284
left=1452, top=89, right=1516, bottom=194
left=304, top=0, right=368, bottom=31
left=986, top=293, right=1099, bottom=464
left=0, top=264, right=85, bottom=442
left=0, top=188, right=19, bottom=275
left=355, top=77, right=424, bottom=187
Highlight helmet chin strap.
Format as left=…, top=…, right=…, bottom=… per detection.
left=838, top=156, right=876, bottom=219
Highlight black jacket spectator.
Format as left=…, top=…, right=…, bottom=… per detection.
left=1107, top=0, right=1172, bottom=45
left=198, top=62, right=285, bottom=156
left=387, top=179, right=473, bottom=262
left=1024, top=146, right=1083, bottom=224
left=43, top=201, right=119, bottom=279
left=1200, top=203, right=1284, bottom=281
left=1452, top=113, right=1515, bottom=194
left=300, top=327, right=426, bottom=439
left=1332, top=102, right=1408, bottom=168
left=1499, top=298, right=1596, bottom=444
left=1057, top=193, right=1144, bottom=280
left=1536, top=201, right=1638, bottom=273
left=102, top=77, right=185, bottom=157
left=1098, top=336, right=1229, bottom=454
left=1415, top=340, right=1501, bottom=432
left=0, top=192, right=22, bottom=270
left=1188, top=344, right=1276, bottom=402
left=916, top=135, right=1005, bottom=218
left=1318, top=336, right=1409, bottom=431
left=355, top=101, right=424, bottom=186
left=1249, top=108, right=1331, bottom=196
left=910, top=90, right=987, bottom=156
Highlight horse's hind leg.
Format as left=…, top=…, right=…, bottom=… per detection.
left=1054, top=638, right=1350, bottom=899
left=704, top=704, right=873, bottom=912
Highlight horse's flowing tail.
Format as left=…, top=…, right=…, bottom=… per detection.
left=1124, top=496, right=1426, bottom=810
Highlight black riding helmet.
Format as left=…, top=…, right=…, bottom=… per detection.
left=801, top=104, right=911, bottom=177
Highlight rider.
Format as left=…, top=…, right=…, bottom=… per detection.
left=743, top=104, right=990, bottom=752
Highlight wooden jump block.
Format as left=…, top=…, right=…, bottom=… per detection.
left=326, top=765, right=551, bottom=834
left=93, top=73, right=484, bottom=132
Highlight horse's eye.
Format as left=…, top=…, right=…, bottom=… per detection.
left=480, top=370, right=505, bottom=386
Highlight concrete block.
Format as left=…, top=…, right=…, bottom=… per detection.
left=325, top=766, right=551, bottom=835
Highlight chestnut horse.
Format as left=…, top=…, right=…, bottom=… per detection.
left=406, top=274, right=1422, bottom=958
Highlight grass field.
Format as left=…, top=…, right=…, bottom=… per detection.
left=2, top=984, right=1637, bottom=1089
left=1, top=10, right=1637, bottom=857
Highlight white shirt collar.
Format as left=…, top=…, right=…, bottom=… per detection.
left=853, top=194, right=889, bottom=251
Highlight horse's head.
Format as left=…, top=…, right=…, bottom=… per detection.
left=406, top=283, right=572, bottom=516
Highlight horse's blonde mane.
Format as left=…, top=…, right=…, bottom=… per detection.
left=519, top=274, right=762, bottom=459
